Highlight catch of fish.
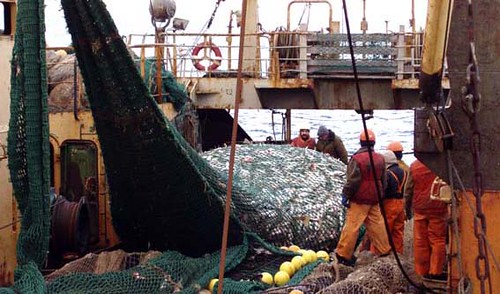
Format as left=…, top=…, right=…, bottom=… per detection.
left=202, top=143, right=347, bottom=251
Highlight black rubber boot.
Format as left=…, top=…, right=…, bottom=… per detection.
left=336, top=253, right=356, bottom=267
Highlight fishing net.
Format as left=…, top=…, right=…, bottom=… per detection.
left=44, top=233, right=257, bottom=293
left=260, top=253, right=416, bottom=294
left=43, top=245, right=418, bottom=294
left=45, top=48, right=202, bottom=149
left=202, top=144, right=346, bottom=251
left=319, top=255, right=415, bottom=294
left=2, top=0, right=51, bottom=293
left=46, top=50, right=190, bottom=114
left=42, top=233, right=332, bottom=293
left=3, top=0, right=354, bottom=292
left=134, top=55, right=188, bottom=112
left=60, top=0, right=349, bottom=256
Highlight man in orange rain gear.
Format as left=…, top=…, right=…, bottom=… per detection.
left=387, top=141, right=410, bottom=173
left=370, top=150, right=407, bottom=254
left=335, top=129, right=391, bottom=266
left=404, top=159, right=449, bottom=280
left=290, top=125, right=316, bottom=149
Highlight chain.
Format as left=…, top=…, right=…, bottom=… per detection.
left=460, top=1, right=491, bottom=293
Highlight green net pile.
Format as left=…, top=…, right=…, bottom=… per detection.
left=2, top=0, right=351, bottom=292
left=43, top=233, right=267, bottom=293
left=135, top=56, right=188, bottom=112
left=2, top=0, right=51, bottom=293
left=60, top=0, right=348, bottom=256
left=41, top=232, right=331, bottom=293
left=60, top=0, right=245, bottom=255
left=202, top=144, right=346, bottom=251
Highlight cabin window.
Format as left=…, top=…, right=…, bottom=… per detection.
left=0, top=2, right=13, bottom=36
left=60, top=140, right=98, bottom=202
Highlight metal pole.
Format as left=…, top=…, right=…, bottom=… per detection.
left=217, top=0, right=248, bottom=293
left=411, top=0, right=416, bottom=34
left=361, top=0, right=367, bottom=34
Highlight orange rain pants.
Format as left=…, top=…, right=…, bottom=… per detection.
left=413, top=212, right=448, bottom=275
left=370, top=198, right=405, bottom=254
left=336, top=202, right=391, bottom=260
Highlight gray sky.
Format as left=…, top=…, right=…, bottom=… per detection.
left=44, top=0, right=428, bottom=46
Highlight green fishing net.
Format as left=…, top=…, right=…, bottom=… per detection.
left=2, top=0, right=351, bottom=293
left=60, top=0, right=348, bottom=256
left=3, top=0, right=51, bottom=293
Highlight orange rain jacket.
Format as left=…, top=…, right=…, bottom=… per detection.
left=290, top=137, right=316, bottom=149
left=404, top=159, right=448, bottom=276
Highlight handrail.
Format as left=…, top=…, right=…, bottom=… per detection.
left=44, top=29, right=438, bottom=108
left=125, top=30, right=429, bottom=80
left=287, top=0, right=334, bottom=32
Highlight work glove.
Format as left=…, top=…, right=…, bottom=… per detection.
left=341, top=194, right=350, bottom=208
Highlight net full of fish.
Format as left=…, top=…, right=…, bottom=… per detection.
left=202, top=144, right=346, bottom=251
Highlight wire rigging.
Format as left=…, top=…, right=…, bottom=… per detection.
left=297, top=3, right=311, bottom=29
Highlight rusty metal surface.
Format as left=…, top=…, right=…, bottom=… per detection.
left=393, top=77, right=450, bottom=90
left=49, top=112, right=121, bottom=249
left=313, top=78, right=422, bottom=109
left=0, top=153, right=16, bottom=287
left=417, top=0, right=500, bottom=190
left=450, top=191, right=500, bottom=293
left=189, top=77, right=424, bottom=110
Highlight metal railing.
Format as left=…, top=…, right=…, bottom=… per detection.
left=44, top=29, right=436, bottom=110
left=126, top=29, right=429, bottom=81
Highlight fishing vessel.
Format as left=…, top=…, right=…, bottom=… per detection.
left=0, top=0, right=498, bottom=293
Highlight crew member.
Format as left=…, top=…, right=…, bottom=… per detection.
left=387, top=141, right=410, bottom=172
left=404, top=159, right=448, bottom=280
left=316, top=125, right=348, bottom=164
left=335, top=129, right=390, bottom=266
left=371, top=150, right=407, bottom=254
left=291, top=125, right=316, bottom=149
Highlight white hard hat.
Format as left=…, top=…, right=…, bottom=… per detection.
left=298, top=124, right=310, bottom=131
left=380, top=150, right=397, bottom=165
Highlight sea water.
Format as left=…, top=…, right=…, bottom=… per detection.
left=232, top=109, right=416, bottom=164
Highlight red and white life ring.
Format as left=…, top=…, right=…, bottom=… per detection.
left=191, top=42, right=222, bottom=71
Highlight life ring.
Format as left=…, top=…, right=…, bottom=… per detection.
left=191, top=42, right=222, bottom=71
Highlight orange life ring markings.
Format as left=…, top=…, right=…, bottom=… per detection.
left=191, top=42, right=222, bottom=71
